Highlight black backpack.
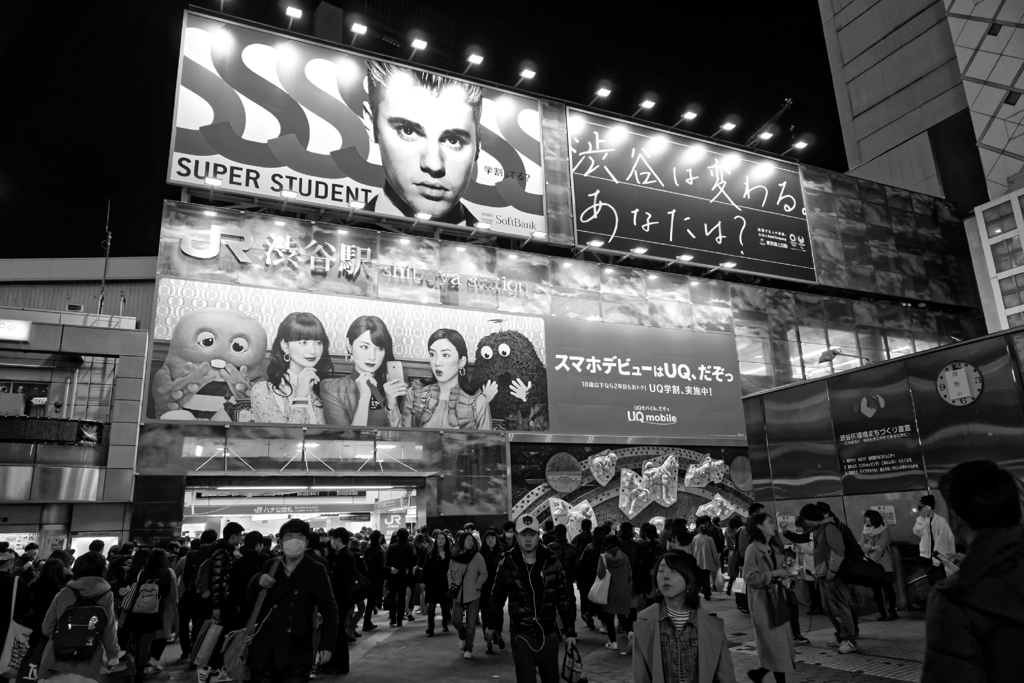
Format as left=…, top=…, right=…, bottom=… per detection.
left=53, top=588, right=109, bottom=661
left=837, top=521, right=866, bottom=562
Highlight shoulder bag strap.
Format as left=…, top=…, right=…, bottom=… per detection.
left=9, top=575, right=17, bottom=622
left=245, top=560, right=281, bottom=634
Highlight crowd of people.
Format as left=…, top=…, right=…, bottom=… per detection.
left=3, top=459, right=1023, bottom=683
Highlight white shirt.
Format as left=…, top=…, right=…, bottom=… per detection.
left=913, top=513, right=956, bottom=573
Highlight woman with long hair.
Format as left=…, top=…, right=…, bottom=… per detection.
left=422, top=531, right=453, bottom=636
left=250, top=312, right=332, bottom=424
left=321, top=315, right=407, bottom=427
left=123, top=549, right=174, bottom=683
left=578, top=524, right=611, bottom=631
left=447, top=531, right=489, bottom=659
left=596, top=535, right=633, bottom=652
left=743, top=513, right=795, bottom=683
left=27, top=557, right=69, bottom=646
left=861, top=509, right=898, bottom=620
left=633, top=551, right=736, bottom=683
left=402, top=328, right=492, bottom=429
left=478, top=528, right=504, bottom=655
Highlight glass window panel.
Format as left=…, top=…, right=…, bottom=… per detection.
left=1012, top=252, right=1024, bottom=269
left=857, top=328, right=886, bottom=349
left=983, top=205, right=1004, bottom=222
left=770, top=340, right=802, bottom=367
left=993, top=239, right=1010, bottom=256
left=1000, top=276, right=1017, bottom=293
left=1015, top=273, right=1024, bottom=288
left=996, top=255, right=1013, bottom=272
left=860, top=346, right=887, bottom=364
left=1009, top=312, right=1024, bottom=328
left=1004, top=291, right=1022, bottom=308
left=827, top=326, right=857, bottom=349
left=773, top=364, right=804, bottom=385
left=735, top=337, right=771, bottom=362
left=805, top=365, right=832, bottom=379
left=886, top=334, right=914, bottom=358
left=915, top=334, right=940, bottom=351
left=798, top=320, right=828, bottom=344
left=738, top=361, right=771, bottom=377
left=798, top=343, right=830, bottom=367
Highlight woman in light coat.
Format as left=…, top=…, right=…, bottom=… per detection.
left=447, top=531, right=488, bottom=659
left=860, top=509, right=898, bottom=620
left=742, top=513, right=795, bottom=683
left=692, top=525, right=719, bottom=601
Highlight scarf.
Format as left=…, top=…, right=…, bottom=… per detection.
left=454, top=548, right=478, bottom=565
left=862, top=523, right=885, bottom=539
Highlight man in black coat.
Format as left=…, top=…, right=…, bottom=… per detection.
left=249, top=519, right=338, bottom=683
left=322, top=527, right=357, bottom=675
left=384, top=528, right=416, bottom=627
left=361, top=531, right=386, bottom=632
left=229, top=531, right=266, bottom=620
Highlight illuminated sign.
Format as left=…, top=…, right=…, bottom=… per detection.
left=0, top=319, right=31, bottom=342
left=169, top=11, right=546, bottom=238
left=568, top=110, right=814, bottom=282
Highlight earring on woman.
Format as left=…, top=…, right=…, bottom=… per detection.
left=459, top=367, right=466, bottom=376
left=283, top=352, right=290, bottom=362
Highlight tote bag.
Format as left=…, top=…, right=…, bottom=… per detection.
left=222, top=561, right=280, bottom=683
left=764, top=582, right=791, bottom=628
left=587, top=556, right=610, bottom=606
left=1, top=576, right=32, bottom=677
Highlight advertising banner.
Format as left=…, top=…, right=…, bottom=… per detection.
left=568, top=110, right=814, bottom=282
left=826, top=363, right=927, bottom=495
left=544, top=316, right=745, bottom=440
left=169, top=11, right=545, bottom=237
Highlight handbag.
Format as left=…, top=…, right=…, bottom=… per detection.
left=223, top=561, right=280, bottom=683
left=764, top=581, right=791, bottom=628
left=117, top=581, right=138, bottom=628
left=189, top=619, right=223, bottom=668
left=351, top=570, right=371, bottom=604
left=446, top=564, right=467, bottom=601
left=560, top=640, right=585, bottom=683
left=839, top=557, right=888, bottom=587
left=15, top=637, right=45, bottom=683
left=587, top=556, right=610, bottom=606
left=731, top=576, right=746, bottom=594
left=1, top=576, right=32, bottom=678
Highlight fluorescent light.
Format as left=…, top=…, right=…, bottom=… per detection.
left=351, top=22, right=367, bottom=35
left=759, top=131, right=773, bottom=140
left=721, top=122, right=736, bottom=131
left=474, top=221, right=490, bottom=229
left=285, top=7, right=302, bottom=19
left=630, top=246, right=648, bottom=254
left=648, top=274, right=657, bottom=280
left=217, top=486, right=307, bottom=490
left=280, top=190, right=298, bottom=199
left=690, top=280, right=700, bottom=286
left=411, top=38, right=427, bottom=50
left=204, top=177, right=222, bottom=187
left=467, top=54, right=483, bottom=65
left=794, top=141, right=809, bottom=149
left=721, top=261, right=737, bottom=268
left=678, top=254, right=694, bottom=261
left=456, top=246, right=466, bottom=252
left=203, top=210, right=217, bottom=217
left=274, top=220, right=285, bottom=226
left=683, top=111, right=698, bottom=120
left=348, top=201, right=366, bottom=210
left=310, top=485, right=395, bottom=490
left=586, top=239, right=605, bottom=247
left=508, top=254, right=518, bottom=259
left=595, top=87, right=611, bottom=97
left=604, top=267, right=615, bottom=273
left=519, top=69, right=536, bottom=79
left=562, top=261, right=572, bottom=267
left=400, top=238, right=410, bottom=244
left=640, top=100, right=655, bottom=109
left=337, top=229, right=347, bottom=235
left=532, top=231, right=547, bottom=238
left=414, top=212, right=431, bottom=220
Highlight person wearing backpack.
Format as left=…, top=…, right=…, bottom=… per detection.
left=178, top=530, right=217, bottom=663
left=795, top=504, right=857, bottom=654
left=38, top=551, right=120, bottom=683
left=122, top=549, right=173, bottom=683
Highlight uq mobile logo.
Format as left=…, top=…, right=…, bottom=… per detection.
left=626, top=409, right=678, bottom=425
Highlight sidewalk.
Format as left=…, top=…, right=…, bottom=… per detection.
left=113, top=593, right=926, bottom=683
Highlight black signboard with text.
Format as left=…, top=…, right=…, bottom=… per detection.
left=826, top=363, right=928, bottom=495
left=568, top=111, right=815, bottom=282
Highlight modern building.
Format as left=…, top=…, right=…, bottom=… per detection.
left=818, top=0, right=1024, bottom=210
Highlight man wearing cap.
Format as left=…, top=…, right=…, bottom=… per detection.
left=913, top=494, right=956, bottom=584
left=487, top=515, right=577, bottom=683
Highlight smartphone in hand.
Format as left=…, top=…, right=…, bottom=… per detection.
left=387, top=361, right=404, bottom=383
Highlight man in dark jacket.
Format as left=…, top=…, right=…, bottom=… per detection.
left=229, top=531, right=265, bottom=620
left=322, top=527, right=357, bottom=675
left=249, top=519, right=338, bottom=683
left=798, top=504, right=856, bottom=653
left=384, top=528, right=416, bottom=627
left=547, top=524, right=578, bottom=584
left=499, top=521, right=517, bottom=553
left=571, top=519, right=593, bottom=624
left=922, top=461, right=1024, bottom=683
left=361, top=531, right=386, bottom=632
left=178, top=530, right=216, bottom=661
left=209, top=522, right=244, bottom=627
left=487, top=515, right=576, bottom=683
left=0, top=543, right=32, bottom=658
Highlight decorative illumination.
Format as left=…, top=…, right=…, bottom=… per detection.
left=640, top=100, right=655, bottom=109
left=690, top=280, right=700, bottom=286
left=414, top=212, right=431, bottom=220
left=280, top=190, right=298, bottom=199
left=400, top=238, right=410, bottom=244
left=721, top=261, right=737, bottom=269
left=348, top=200, right=366, bottom=210
left=595, top=87, right=611, bottom=97
left=683, top=111, right=698, bottom=120
left=204, top=177, right=222, bottom=187
left=203, top=210, right=217, bottom=217
left=721, top=122, right=736, bottom=131
left=274, top=221, right=285, bottom=226
left=678, top=254, right=694, bottom=261
left=562, top=261, right=572, bottom=267
left=456, top=246, right=466, bottom=252
left=758, top=131, right=773, bottom=140
left=519, top=68, right=536, bottom=79
left=682, top=145, right=706, bottom=164
left=586, top=239, right=605, bottom=247
left=467, top=54, right=483, bottom=65
left=285, top=7, right=302, bottom=19
left=648, top=274, right=658, bottom=280
left=411, top=38, right=427, bottom=50
left=604, top=267, right=615, bottom=273
left=351, top=22, right=367, bottom=35
left=794, top=141, right=809, bottom=149
left=609, top=125, right=629, bottom=143
left=630, top=246, right=648, bottom=254
left=508, top=254, right=518, bottom=259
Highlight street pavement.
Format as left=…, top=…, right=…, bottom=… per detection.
left=133, top=590, right=925, bottom=683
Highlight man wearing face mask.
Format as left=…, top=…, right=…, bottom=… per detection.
left=250, top=519, right=338, bottom=683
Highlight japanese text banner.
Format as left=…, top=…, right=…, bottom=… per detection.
left=568, top=111, right=814, bottom=282
left=544, top=316, right=746, bottom=442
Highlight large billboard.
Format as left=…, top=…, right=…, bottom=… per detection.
left=568, top=110, right=815, bottom=282
left=169, top=11, right=545, bottom=237
left=149, top=202, right=745, bottom=443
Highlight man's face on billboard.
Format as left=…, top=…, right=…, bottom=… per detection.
left=372, top=70, right=478, bottom=219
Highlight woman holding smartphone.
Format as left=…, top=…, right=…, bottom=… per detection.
left=250, top=312, right=331, bottom=424
left=402, top=328, right=492, bottom=430
left=321, top=315, right=406, bottom=427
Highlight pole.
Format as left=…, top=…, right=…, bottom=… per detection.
left=97, top=200, right=112, bottom=316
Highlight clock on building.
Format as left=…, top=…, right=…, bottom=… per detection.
left=936, top=362, right=983, bottom=406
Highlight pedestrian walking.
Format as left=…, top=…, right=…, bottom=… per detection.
left=177, top=530, right=216, bottom=662
left=913, top=494, right=956, bottom=585
left=596, top=535, right=633, bottom=652
left=361, top=530, right=386, bottom=632
left=385, top=528, right=416, bottom=627
left=487, top=514, right=577, bottom=683
left=860, top=510, right=898, bottom=620
left=724, top=516, right=742, bottom=596
left=27, top=557, right=69, bottom=647
left=633, top=523, right=664, bottom=610
left=577, top=522, right=607, bottom=631
left=422, top=530, right=452, bottom=636
left=319, top=527, right=356, bottom=676
left=796, top=504, right=857, bottom=653
left=743, top=513, right=795, bottom=683
left=478, top=528, right=505, bottom=654
left=123, top=549, right=174, bottom=682
left=691, top=524, right=719, bottom=601
left=247, top=519, right=339, bottom=683
left=922, top=460, right=1024, bottom=683
left=633, top=550, right=736, bottom=683
left=448, top=531, right=489, bottom=659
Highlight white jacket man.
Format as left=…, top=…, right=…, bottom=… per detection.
left=913, top=494, right=956, bottom=577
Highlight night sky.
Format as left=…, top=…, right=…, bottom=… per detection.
left=0, top=1, right=842, bottom=260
